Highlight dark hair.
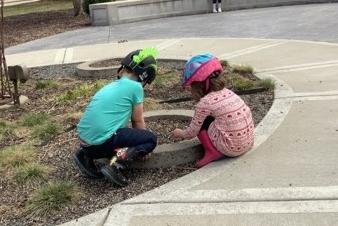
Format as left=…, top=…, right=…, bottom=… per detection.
left=190, top=71, right=230, bottom=100
left=117, top=66, right=137, bottom=79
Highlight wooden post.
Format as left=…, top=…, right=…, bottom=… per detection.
left=0, top=0, right=12, bottom=101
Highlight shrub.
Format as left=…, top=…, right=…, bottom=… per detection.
left=27, top=181, right=80, bottom=217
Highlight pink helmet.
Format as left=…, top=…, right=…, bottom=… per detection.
left=183, top=53, right=223, bottom=87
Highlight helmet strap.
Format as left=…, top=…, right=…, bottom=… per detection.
left=204, top=78, right=210, bottom=94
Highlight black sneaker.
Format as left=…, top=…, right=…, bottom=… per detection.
left=100, top=164, right=128, bottom=187
left=73, top=149, right=103, bottom=178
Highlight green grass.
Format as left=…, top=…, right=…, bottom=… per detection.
left=32, top=121, right=60, bottom=142
left=0, top=145, right=36, bottom=169
left=152, top=71, right=177, bottom=88
left=256, top=78, right=275, bottom=90
left=0, top=120, right=14, bottom=140
left=27, top=181, right=80, bottom=216
left=229, top=73, right=255, bottom=91
left=231, top=64, right=254, bottom=75
left=143, top=97, right=159, bottom=111
left=35, top=80, right=58, bottom=90
left=15, top=163, right=50, bottom=185
left=220, top=60, right=230, bottom=68
left=4, top=0, right=73, bottom=17
left=57, top=80, right=107, bottom=103
left=20, top=113, right=50, bottom=127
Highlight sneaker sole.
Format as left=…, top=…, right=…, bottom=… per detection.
left=101, top=165, right=128, bottom=187
left=73, top=153, right=103, bottom=178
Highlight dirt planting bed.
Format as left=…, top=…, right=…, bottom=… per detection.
left=0, top=61, right=274, bottom=225
left=147, top=119, right=190, bottom=144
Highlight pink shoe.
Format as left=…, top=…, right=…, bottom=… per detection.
left=196, top=130, right=224, bottom=168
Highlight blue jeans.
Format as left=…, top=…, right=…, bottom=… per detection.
left=81, top=128, right=157, bottom=160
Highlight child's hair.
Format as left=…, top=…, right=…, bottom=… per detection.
left=191, top=71, right=231, bottom=100
left=117, top=66, right=137, bottom=80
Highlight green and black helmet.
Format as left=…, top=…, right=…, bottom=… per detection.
left=118, top=48, right=158, bottom=85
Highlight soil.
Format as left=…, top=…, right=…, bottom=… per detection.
left=0, top=61, right=274, bottom=226
left=147, top=119, right=190, bottom=144
left=4, top=9, right=89, bottom=48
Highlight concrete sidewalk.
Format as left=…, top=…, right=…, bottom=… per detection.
left=7, top=38, right=338, bottom=225
left=4, top=0, right=39, bottom=7
left=6, top=3, right=338, bottom=54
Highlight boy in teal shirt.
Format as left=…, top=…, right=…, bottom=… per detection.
left=74, top=48, right=158, bottom=186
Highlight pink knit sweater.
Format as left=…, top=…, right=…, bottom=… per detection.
left=182, top=88, right=254, bottom=157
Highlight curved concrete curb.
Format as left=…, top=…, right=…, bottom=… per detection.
left=75, top=58, right=185, bottom=78
left=122, top=73, right=294, bottom=203
left=130, top=109, right=203, bottom=169
left=76, top=59, right=120, bottom=78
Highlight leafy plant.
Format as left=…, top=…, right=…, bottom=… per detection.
left=0, top=145, right=36, bottom=169
left=15, top=163, right=50, bottom=185
left=27, top=181, right=80, bottom=217
left=20, top=113, right=49, bottom=127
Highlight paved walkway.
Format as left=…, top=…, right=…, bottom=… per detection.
left=6, top=3, right=338, bottom=54
left=5, top=4, right=338, bottom=226
left=4, top=0, right=39, bottom=7
left=7, top=37, right=338, bottom=226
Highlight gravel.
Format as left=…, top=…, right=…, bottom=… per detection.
left=147, top=119, right=190, bottom=144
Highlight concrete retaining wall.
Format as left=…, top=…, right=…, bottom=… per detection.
left=90, top=0, right=338, bottom=26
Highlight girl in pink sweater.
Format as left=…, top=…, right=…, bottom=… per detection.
left=172, top=53, right=254, bottom=168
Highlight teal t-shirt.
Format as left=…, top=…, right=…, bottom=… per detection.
left=77, top=77, right=144, bottom=145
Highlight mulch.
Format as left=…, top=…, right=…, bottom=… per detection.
left=4, top=9, right=89, bottom=48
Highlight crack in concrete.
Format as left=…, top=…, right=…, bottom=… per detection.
left=121, top=197, right=338, bottom=206
left=96, top=207, right=112, bottom=226
left=276, top=93, right=338, bottom=100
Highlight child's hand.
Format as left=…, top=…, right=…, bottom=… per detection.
left=171, top=128, right=184, bottom=140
